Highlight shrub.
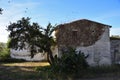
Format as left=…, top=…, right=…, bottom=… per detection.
left=36, top=47, right=89, bottom=79
left=0, top=48, right=10, bottom=61
left=53, top=48, right=89, bottom=74
left=0, top=42, right=10, bottom=61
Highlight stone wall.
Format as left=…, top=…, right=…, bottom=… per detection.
left=56, top=19, right=106, bottom=48
left=110, top=39, right=120, bottom=64
left=56, top=19, right=111, bottom=66
left=57, top=26, right=111, bottom=66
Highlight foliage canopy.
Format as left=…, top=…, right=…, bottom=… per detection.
left=7, top=17, right=56, bottom=64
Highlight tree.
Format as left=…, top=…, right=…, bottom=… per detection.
left=7, top=17, right=56, bottom=65
left=35, top=23, right=56, bottom=64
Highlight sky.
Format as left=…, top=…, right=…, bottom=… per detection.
left=0, top=0, right=120, bottom=43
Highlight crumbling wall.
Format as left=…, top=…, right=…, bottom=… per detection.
left=55, top=19, right=111, bottom=66
left=110, top=39, right=120, bottom=64
left=56, top=20, right=105, bottom=48
left=76, top=27, right=111, bottom=66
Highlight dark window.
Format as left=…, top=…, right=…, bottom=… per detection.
left=72, top=30, right=78, bottom=40
left=72, top=31, right=77, bottom=36
left=92, top=30, right=95, bottom=32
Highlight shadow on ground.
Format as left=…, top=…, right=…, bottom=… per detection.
left=0, top=62, right=42, bottom=80
left=0, top=62, right=120, bottom=80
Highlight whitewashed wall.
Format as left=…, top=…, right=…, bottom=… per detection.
left=10, top=46, right=58, bottom=61
left=10, top=49, right=46, bottom=61
left=76, top=26, right=111, bottom=66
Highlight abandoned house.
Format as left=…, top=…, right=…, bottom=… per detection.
left=10, top=19, right=120, bottom=66
left=55, top=19, right=112, bottom=66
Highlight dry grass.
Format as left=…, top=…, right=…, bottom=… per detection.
left=0, top=62, right=49, bottom=80
left=1, top=62, right=49, bottom=67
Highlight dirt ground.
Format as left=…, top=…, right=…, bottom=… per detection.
left=78, top=77, right=120, bottom=80
left=0, top=62, right=49, bottom=80
left=0, top=62, right=120, bottom=80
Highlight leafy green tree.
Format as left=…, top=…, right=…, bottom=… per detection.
left=7, top=17, right=56, bottom=65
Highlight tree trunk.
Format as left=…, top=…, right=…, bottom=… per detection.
left=47, top=48, right=54, bottom=65
left=47, top=53, right=51, bottom=64
left=31, top=50, right=34, bottom=58
left=30, top=46, right=35, bottom=58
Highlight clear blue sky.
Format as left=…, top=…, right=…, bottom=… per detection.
left=0, top=0, right=120, bottom=42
